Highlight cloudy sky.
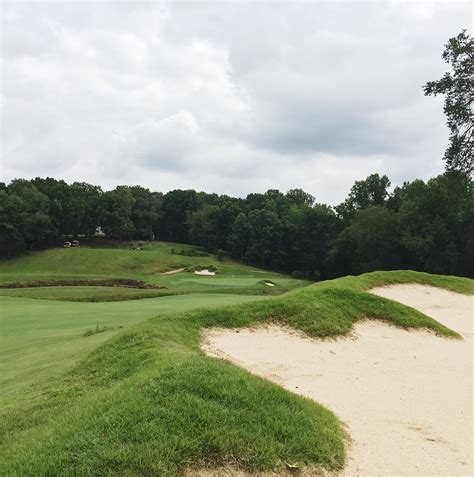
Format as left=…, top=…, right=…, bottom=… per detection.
left=1, top=0, right=471, bottom=204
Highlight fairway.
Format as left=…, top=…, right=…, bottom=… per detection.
left=0, top=293, right=266, bottom=408
left=0, top=243, right=305, bottom=411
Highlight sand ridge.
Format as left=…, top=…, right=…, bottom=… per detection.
left=202, top=284, right=473, bottom=476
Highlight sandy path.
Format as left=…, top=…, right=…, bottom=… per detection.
left=202, top=285, right=473, bottom=476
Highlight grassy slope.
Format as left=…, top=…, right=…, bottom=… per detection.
left=0, top=243, right=309, bottom=300
left=1, top=270, right=472, bottom=475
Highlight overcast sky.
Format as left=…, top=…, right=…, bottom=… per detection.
left=1, top=0, right=471, bottom=204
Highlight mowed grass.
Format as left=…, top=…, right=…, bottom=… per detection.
left=0, top=293, right=267, bottom=407
left=1, top=267, right=472, bottom=475
left=0, top=242, right=309, bottom=300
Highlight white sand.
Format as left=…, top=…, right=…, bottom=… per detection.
left=265, top=282, right=275, bottom=287
left=202, top=284, right=473, bottom=476
left=195, top=269, right=216, bottom=276
left=160, top=268, right=185, bottom=275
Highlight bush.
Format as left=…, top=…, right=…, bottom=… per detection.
left=217, top=249, right=225, bottom=261
left=291, top=271, right=303, bottom=280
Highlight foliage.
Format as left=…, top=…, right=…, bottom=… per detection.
left=1, top=171, right=472, bottom=279
left=424, top=30, right=473, bottom=173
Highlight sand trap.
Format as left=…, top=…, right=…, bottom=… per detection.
left=195, top=269, right=216, bottom=276
left=371, top=283, right=472, bottom=335
left=202, top=284, right=473, bottom=476
left=160, top=268, right=185, bottom=275
left=264, top=282, right=275, bottom=287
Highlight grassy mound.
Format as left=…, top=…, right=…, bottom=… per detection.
left=1, top=270, right=472, bottom=475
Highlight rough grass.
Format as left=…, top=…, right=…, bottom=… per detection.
left=1, top=270, right=471, bottom=475
left=0, top=286, right=178, bottom=302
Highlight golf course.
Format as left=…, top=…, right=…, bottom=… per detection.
left=2, top=2, right=473, bottom=474
left=1, top=242, right=472, bottom=475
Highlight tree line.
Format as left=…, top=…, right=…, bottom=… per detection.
left=1, top=171, right=472, bottom=279
left=1, top=31, right=472, bottom=278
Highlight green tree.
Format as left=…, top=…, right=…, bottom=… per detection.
left=129, top=186, right=161, bottom=240
left=286, top=189, right=315, bottom=207
left=188, top=205, right=221, bottom=250
left=98, top=187, right=135, bottom=239
left=398, top=172, right=473, bottom=275
left=336, top=173, right=391, bottom=222
left=424, top=30, right=473, bottom=174
left=284, top=203, right=339, bottom=278
left=160, top=190, right=199, bottom=243
left=0, top=190, right=27, bottom=257
left=227, top=212, right=252, bottom=262
left=326, top=206, right=400, bottom=276
left=6, top=180, right=55, bottom=249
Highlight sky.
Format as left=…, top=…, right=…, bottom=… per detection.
left=1, top=0, right=471, bottom=204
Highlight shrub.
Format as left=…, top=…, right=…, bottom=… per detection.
left=291, top=271, right=303, bottom=279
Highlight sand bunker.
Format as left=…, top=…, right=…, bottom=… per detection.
left=195, top=269, right=216, bottom=276
left=160, top=268, right=185, bottom=275
left=202, top=284, right=473, bottom=476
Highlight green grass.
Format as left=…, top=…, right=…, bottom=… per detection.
left=0, top=242, right=309, bottom=300
left=1, top=264, right=472, bottom=475
left=0, top=293, right=266, bottom=407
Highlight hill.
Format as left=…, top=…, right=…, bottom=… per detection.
left=1, top=257, right=472, bottom=474
left=0, top=241, right=309, bottom=301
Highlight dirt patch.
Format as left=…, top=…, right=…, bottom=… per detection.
left=202, top=285, right=473, bottom=476
left=0, top=278, right=166, bottom=289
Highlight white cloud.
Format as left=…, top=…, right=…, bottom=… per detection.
left=0, top=0, right=470, bottom=204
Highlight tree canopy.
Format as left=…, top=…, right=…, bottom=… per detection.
left=424, top=30, right=473, bottom=174
left=1, top=171, right=472, bottom=279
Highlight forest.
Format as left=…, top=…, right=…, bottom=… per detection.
left=1, top=170, right=472, bottom=279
